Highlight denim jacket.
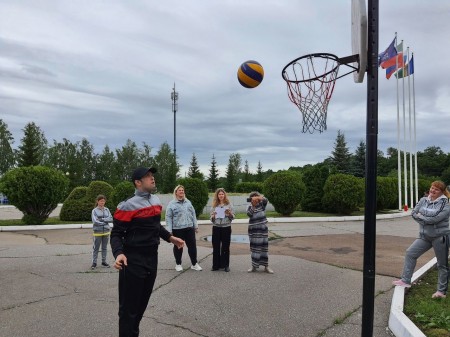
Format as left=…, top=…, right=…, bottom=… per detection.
left=165, top=198, right=197, bottom=233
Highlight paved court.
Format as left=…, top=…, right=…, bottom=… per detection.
left=0, top=209, right=431, bottom=337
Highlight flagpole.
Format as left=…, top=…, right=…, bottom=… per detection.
left=412, top=53, right=418, bottom=202
left=406, top=47, right=414, bottom=208
left=400, top=40, right=408, bottom=209
left=395, top=33, right=402, bottom=210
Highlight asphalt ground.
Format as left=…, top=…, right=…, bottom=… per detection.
left=0, top=210, right=434, bottom=337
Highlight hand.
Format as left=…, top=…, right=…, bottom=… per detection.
left=170, top=236, right=185, bottom=249
left=114, top=254, right=127, bottom=270
left=195, top=227, right=199, bottom=234
left=251, top=197, right=260, bottom=206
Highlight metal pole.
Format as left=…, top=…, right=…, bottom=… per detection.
left=171, top=83, right=178, bottom=158
left=362, top=0, right=378, bottom=336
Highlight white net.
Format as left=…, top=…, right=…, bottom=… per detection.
left=282, top=54, right=340, bottom=133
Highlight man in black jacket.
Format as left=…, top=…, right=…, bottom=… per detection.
left=111, top=167, right=184, bottom=337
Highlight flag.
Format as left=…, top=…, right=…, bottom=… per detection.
left=386, top=64, right=397, bottom=79
left=379, top=38, right=397, bottom=66
left=409, top=55, right=414, bottom=75
left=381, top=53, right=404, bottom=69
left=395, top=56, right=414, bottom=79
left=397, top=41, right=403, bottom=53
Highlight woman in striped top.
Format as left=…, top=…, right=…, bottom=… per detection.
left=246, top=191, right=274, bottom=274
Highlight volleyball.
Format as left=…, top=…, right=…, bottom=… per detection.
left=237, top=60, right=264, bottom=88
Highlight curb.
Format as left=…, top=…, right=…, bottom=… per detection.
left=0, top=211, right=410, bottom=232
left=389, top=257, right=436, bottom=337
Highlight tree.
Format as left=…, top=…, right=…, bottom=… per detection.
left=17, top=122, right=47, bottom=167
left=378, top=146, right=398, bottom=176
left=188, top=153, right=204, bottom=180
left=243, top=160, right=251, bottom=182
left=225, top=153, right=242, bottom=192
left=96, top=145, right=116, bottom=184
left=43, top=138, right=79, bottom=192
left=417, top=146, right=447, bottom=177
left=256, top=161, right=264, bottom=182
left=329, top=130, right=351, bottom=174
left=301, top=164, right=329, bottom=212
left=207, top=154, right=219, bottom=191
left=351, top=140, right=365, bottom=177
left=0, top=166, right=69, bottom=225
left=0, top=119, right=15, bottom=175
left=77, top=138, right=96, bottom=186
left=115, top=139, right=143, bottom=181
left=176, top=177, right=209, bottom=217
left=152, top=142, right=180, bottom=193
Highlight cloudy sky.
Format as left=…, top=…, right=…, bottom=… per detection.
left=1, top=0, right=449, bottom=176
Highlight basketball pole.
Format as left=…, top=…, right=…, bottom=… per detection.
left=361, top=0, right=379, bottom=336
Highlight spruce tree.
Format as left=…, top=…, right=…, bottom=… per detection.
left=243, top=160, right=251, bottom=182
left=208, top=154, right=219, bottom=191
left=256, top=161, right=264, bottom=182
left=351, top=140, right=366, bottom=177
left=0, top=119, right=16, bottom=175
left=188, top=153, right=204, bottom=180
left=329, top=130, right=351, bottom=174
left=17, top=122, right=47, bottom=167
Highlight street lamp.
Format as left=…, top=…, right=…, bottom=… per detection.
left=171, top=83, right=178, bottom=158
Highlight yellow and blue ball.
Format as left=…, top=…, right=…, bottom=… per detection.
left=237, top=60, right=264, bottom=88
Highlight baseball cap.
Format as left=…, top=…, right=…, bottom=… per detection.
left=131, top=167, right=157, bottom=182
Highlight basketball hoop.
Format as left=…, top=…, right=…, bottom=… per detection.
left=281, top=53, right=359, bottom=133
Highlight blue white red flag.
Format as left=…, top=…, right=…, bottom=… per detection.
left=378, top=38, right=397, bottom=66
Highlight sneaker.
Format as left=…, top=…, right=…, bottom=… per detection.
left=191, top=263, right=203, bottom=271
left=101, top=262, right=110, bottom=268
left=90, top=263, right=97, bottom=270
left=248, top=266, right=257, bottom=273
left=432, top=291, right=446, bottom=299
left=264, top=266, right=274, bottom=274
left=175, top=264, right=183, bottom=272
left=392, top=279, right=411, bottom=288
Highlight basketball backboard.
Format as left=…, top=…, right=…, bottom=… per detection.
left=351, top=0, right=367, bottom=83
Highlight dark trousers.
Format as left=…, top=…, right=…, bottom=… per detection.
left=212, top=226, right=231, bottom=269
left=118, top=267, right=157, bottom=337
left=172, top=227, right=197, bottom=265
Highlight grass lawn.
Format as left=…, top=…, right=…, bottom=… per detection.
left=404, top=268, right=450, bottom=337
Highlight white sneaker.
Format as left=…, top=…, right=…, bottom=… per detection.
left=191, top=263, right=202, bottom=271
left=175, top=264, right=183, bottom=272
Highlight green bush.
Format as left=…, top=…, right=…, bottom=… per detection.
left=418, top=178, right=433, bottom=198
left=0, top=166, right=69, bottom=225
left=59, top=199, right=93, bottom=221
left=60, top=180, right=114, bottom=221
left=112, top=181, right=135, bottom=208
left=263, top=170, right=305, bottom=216
left=235, top=182, right=264, bottom=193
left=301, top=165, right=329, bottom=212
left=66, top=186, right=88, bottom=200
left=176, top=178, right=209, bottom=217
left=322, top=174, right=364, bottom=215
left=86, top=181, right=114, bottom=203
left=376, top=177, right=398, bottom=210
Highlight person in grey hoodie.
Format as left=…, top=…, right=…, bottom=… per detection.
left=393, top=181, right=450, bottom=298
left=91, top=194, right=113, bottom=269
left=165, top=185, right=202, bottom=272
